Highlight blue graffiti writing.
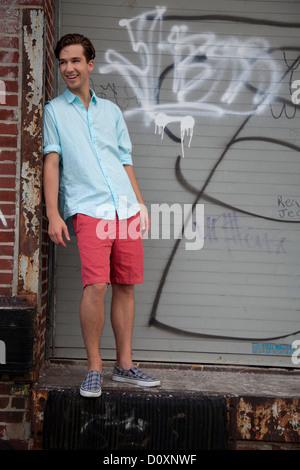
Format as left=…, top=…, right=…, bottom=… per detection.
left=194, top=211, right=286, bottom=259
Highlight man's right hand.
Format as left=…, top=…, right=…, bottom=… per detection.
left=48, top=214, right=70, bottom=248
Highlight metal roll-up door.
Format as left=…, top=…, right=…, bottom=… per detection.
left=51, top=0, right=300, bottom=367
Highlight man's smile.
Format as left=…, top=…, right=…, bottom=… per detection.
left=65, top=74, right=79, bottom=80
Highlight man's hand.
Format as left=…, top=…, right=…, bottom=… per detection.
left=139, top=203, right=150, bottom=238
left=123, top=165, right=150, bottom=238
left=48, top=214, right=70, bottom=248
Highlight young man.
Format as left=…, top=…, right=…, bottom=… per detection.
left=43, top=33, right=160, bottom=397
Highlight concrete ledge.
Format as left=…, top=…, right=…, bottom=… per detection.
left=32, top=360, right=300, bottom=450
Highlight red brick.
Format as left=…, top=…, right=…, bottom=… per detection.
left=0, top=190, right=16, bottom=202
left=0, top=66, right=18, bottom=79
left=0, top=6, right=19, bottom=19
left=0, top=9, right=20, bottom=36
left=0, top=135, right=17, bottom=148
left=0, top=411, right=24, bottom=424
left=42, top=258, right=48, bottom=271
left=0, top=383, right=12, bottom=395
left=2, top=81, right=18, bottom=94
left=0, top=272, right=13, bottom=284
left=0, top=397, right=9, bottom=409
left=0, top=22, right=20, bottom=36
left=0, top=245, right=13, bottom=256
left=0, top=37, right=19, bottom=49
left=0, top=95, right=18, bottom=107
left=0, top=203, right=16, bottom=216
left=0, top=109, right=17, bottom=121
left=0, top=231, right=14, bottom=243
left=0, top=51, right=19, bottom=64
left=18, top=0, right=44, bottom=5
left=0, top=123, right=18, bottom=135
left=0, top=258, right=14, bottom=271
left=0, top=286, right=12, bottom=295
left=0, top=150, right=17, bottom=162
left=11, top=397, right=26, bottom=410
left=0, top=177, right=15, bottom=189
left=0, top=216, right=14, bottom=230
left=0, top=163, right=16, bottom=175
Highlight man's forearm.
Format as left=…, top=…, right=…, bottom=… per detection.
left=124, top=164, right=149, bottom=236
left=43, top=152, right=70, bottom=247
left=124, top=165, right=144, bottom=205
left=43, top=152, right=60, bottom=219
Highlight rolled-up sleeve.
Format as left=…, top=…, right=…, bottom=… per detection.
left=116, top=108, right=133, bottom=166
left=43, top=102, right=62, bottom=156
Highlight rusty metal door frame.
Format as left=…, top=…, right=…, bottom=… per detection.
left=44, top=0, right=61, bottom=359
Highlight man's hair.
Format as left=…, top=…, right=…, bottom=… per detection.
left=55, top=33, right=96, bottom=62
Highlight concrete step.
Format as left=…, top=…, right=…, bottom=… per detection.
left=32, top=360, right=300, bottom=450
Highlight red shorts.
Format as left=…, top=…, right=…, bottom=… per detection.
left=73, top=212, right=144, bottom=287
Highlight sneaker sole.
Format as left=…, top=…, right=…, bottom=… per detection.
left=80, top=387, right=102, bottom=398
left=112, top=375, right=160, bottom=387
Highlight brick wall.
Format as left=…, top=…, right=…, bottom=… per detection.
left=0, top=382, right=31, bottom=450
left=0, top=0, right=56, bottom=449
left=0, top=2, right=20, bottom=296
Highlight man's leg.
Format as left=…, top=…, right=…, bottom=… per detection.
left=109, top=214, right=160, bottom=386
left=80, top=282, right=108, bottom=372
left=110, top=283, right=135, bottom=370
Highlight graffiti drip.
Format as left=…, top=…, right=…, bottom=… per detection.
left=154, top=112, right=195, bottom=157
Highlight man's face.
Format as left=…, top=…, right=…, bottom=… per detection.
left=58, top=44, right=94, bottom=92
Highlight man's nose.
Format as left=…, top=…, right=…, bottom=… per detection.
left=65, top=62, right=74, bottom=72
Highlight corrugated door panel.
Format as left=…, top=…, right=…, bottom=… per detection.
left=52, top=0, right=300, bottom=367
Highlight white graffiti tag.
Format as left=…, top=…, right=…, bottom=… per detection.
left=99, top=6, right=292, bottom=156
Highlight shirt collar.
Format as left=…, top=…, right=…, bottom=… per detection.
left=63, top=88, right=97, bottom=104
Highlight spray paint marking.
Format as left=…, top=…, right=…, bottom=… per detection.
left=154, top=113, right=195, bottom=157
left=0, top=210, right=7, bottom=227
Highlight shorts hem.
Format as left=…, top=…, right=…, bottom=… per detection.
left=110, top=277, right=144, bottom=285
left=82, top=278, right=110, bottom=288
left=82, top=277, right=144, bottom=287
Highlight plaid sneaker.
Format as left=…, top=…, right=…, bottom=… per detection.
left=112, top=364, right=160, bottom=387
left=80, top=370, right=102, bottom=397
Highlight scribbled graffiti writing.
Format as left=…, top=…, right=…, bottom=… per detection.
left=194, top=211, right=287, bottom=259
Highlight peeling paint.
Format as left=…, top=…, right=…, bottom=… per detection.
left=31, top=389, right=48, bottom=446
left=19, top=251, right=39, bottom=293
left=21, top=160, right=41, bottom=237
left=24, top=111, right=41, bottom=138
left=236, top=397, right=300, bottom=442
left=23, top=10, right=44, bottom=114
left=18, top=9, right=44, bottom=295
left=237, top=398, right=252, bottom=439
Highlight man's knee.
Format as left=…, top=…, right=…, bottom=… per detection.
left=84, top=282, right=108, bottom=300
left=112, top=283, right=134, bottom=297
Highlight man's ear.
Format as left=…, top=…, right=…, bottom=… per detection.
left=88, top=60, right=95, bottom=73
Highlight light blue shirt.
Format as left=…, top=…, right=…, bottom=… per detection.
left=43, top=88, right=140, bottom=224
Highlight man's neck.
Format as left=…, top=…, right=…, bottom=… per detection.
left=69, top=87, right=91, bottom=110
